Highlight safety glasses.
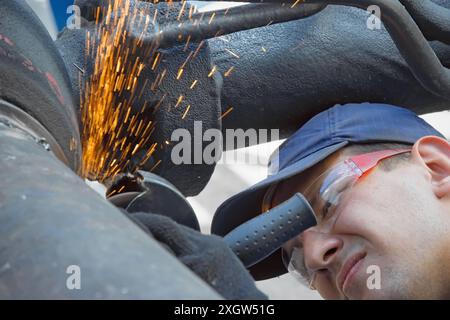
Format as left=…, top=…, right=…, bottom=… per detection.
left=279, top=148, right=411, bottom=289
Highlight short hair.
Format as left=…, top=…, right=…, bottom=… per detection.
left=343, top=142, right=412, bottom=171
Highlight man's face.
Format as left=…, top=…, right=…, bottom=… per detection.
left=273, top=144, right=450, bottom=299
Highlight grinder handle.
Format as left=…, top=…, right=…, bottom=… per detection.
left=223, top=193, right=317, bottom=268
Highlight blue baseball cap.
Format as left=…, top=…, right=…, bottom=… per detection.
left=211, top=103, right=445, bottom=280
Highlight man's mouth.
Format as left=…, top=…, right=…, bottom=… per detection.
left=337, top=251, right=367, bottom=296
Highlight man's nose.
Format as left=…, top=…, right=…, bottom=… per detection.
left=302, top=230, right=343, bottom=271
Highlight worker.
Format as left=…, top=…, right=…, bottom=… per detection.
left=132, top=102, right=449, bottom=299
left=212, top=102, right=450, bottom=299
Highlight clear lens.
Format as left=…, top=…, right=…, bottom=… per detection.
left=305, top=161, right=360, bottom=223
left=282, top=246, right=315, bottom=288
left=283, top=161, right=361, bottom=288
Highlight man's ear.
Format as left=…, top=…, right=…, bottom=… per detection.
left=411, top=136, right=450, bottom=198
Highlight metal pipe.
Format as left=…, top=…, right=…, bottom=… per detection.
left=156, top=3, right=327, bottom=48
left=0, top=0, right=81, bottom=172
left=0, top=101, right=221, bottom=299
left=177, top=0, right=450, bottom=100
left=303, top=0, right=450, bottom=100
left=399, top=0, right=450, bottom=45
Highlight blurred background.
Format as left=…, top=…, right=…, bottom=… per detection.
left=25, top=0, right=450, bottom=299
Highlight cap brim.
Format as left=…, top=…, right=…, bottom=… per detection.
left=211, top=141, right=348, bottom=280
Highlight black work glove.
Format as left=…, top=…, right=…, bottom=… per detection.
left=128, top=212, right=268, bottom=300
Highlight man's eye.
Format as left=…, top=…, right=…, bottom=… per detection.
left=321, top=201, right=333, bottom=220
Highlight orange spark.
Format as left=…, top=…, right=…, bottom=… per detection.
left=190, top=79, right=198, bottom=89
left=81, top=0, right=160, bottom=181
left=208, top=65, right=217, bottom=78
left=224, top=66, right=235, bottom=77
left=219, top=106, right=234, bottom=120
